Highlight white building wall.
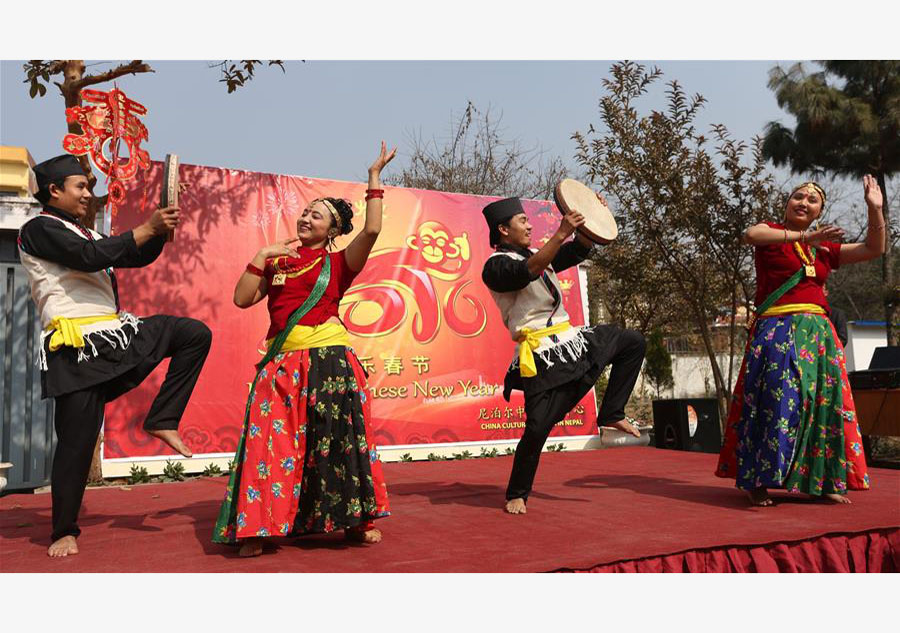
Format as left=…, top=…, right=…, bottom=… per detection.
left=666, top=322, right=889, bottom=399
left=666, top=353, right=743, bottom=399
left=845, top=322, right=888, bottom=371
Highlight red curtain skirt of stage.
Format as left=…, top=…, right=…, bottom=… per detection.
left=567, top=528, right=899, bottom=572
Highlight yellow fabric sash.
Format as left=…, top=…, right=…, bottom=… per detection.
left=760, top=303, right=826, bottom=318
left=268, top=322, right=350, bottom=352
left=45, top=314, right=119, bottom=352
left=516, top=321, right=572, bottom=378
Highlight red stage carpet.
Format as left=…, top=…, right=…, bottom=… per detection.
left=2, top=447, right=898, bottom=572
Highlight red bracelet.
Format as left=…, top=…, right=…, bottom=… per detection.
left=366, top=188, right=384, bottom=194
left=365, top=188, right=384, bottom=201
left=245, top=263, right=265, bottom=277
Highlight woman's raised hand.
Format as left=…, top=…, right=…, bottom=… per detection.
left=864, top=174, right=884, bottom=210
left=806, top=224, right=845, bottom=247
left=368, top=140, right=397, bottom=176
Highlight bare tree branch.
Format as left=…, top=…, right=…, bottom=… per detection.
left=392, top=102, right=569, bottom=200
left=76, top=60, right=154, bottom=90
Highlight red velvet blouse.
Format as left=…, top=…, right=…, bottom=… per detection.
left=263, top=247, right=359, bottom=339
left=753, top=222, right=842, bottom=310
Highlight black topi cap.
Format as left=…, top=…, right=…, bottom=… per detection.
left=33, top=154, right=86, bottom=203
left=482, top=197, right=524, bottom=230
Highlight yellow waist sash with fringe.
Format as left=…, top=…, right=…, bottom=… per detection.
left=516, top=321, right=572, bottom=378
left=45, top=314, right=119, bottom=352
left=760, top=303, right=826, bottom=318
left=268, top=322, right=350, bottom=352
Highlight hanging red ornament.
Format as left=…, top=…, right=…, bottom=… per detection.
left=62, top=87, right=151, bottom=226
left=107, top=180, right=127, bottom=205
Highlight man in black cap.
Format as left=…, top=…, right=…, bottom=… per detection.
left=481, top=196, right=645, bottom=514
left=17, top=155, right=212, bottom=557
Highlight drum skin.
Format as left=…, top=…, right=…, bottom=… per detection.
left=553, top=178, right=618, bottom=244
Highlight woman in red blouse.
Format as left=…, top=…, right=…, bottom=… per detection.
left=716, top=176, right=886, bottom=506
left=214, top=142, right=396, bottom=557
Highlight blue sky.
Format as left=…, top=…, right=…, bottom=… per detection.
left=1, top=60, right=796, bottom=187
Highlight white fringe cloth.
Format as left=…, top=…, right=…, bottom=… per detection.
left=508, top=326, right=590, bottom=373
left=38, top=312, right=142, bottom=370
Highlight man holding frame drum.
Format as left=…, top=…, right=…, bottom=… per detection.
left=17, top=154, right=212, bottom=557
left=480, top=181, right=646, bottom=514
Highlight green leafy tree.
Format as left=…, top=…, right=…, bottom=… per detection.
left=644, top=329, right=674, bottom=398
left=762, top=61, right=900, bottom=343
left=573, top=61, right=777, bottom=425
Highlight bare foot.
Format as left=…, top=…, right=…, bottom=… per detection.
left=505, top=498, right=527, bottom=514
left=823, top=493, right=852, bottom=504
left=147, top=429, right=192, bottom=457
left=345, top=527, right=383, bottom=544
left=48, top=535, right=79, bottom=557
left=747, top=487, right=774, bottom=506
left=607, top=419, right=641, bottom=438
left=238, top=537, right=265, bottom=557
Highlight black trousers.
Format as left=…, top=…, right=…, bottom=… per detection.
left=505, top=328, right=646, bottom=502
left=50, top=316, right=211, bottom=542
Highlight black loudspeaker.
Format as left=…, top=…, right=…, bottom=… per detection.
left=849, top=369, right=900, bottom=390
left=868, top=346, right=900, bottom=370
left=848, top=346, right=900, bottom=390
left=652, top=398, right=722, bottom=454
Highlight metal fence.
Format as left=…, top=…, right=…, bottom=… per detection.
left=0, top=230, right=55, bottom=492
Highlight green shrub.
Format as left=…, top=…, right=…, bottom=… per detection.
left=128, top=464, right=150, bottom=485
left=162, top=460, right=186, bottom=482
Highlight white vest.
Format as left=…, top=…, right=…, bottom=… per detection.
left=18, top=215, right=139, bottom=369
left=486, top=250, right=587, bottom=366
left=18, top=215, right=118, bottom=328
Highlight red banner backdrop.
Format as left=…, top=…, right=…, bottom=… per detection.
left=105, top=162, right=597, bottom=459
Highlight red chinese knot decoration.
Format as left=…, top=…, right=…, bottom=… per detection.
left=62, top=87, right=150, bottom=207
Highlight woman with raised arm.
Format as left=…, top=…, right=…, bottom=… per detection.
left=214, top=142, right=396, bottom=557
left=716, top=177, right=886, bottom=506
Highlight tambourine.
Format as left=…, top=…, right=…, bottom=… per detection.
left=160, top=153, right=179, bottom=242
left=553, top=178, right=618, bottom=244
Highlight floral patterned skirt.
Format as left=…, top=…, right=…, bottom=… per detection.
left=716, top=313, right=869, bottom=495
left=213, top=345, right=390, bottom=543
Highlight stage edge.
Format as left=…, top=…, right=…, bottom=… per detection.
left=99, top=428, right=650, bottom=478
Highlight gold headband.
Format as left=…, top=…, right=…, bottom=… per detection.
left=310, top=198, right=342, bottom=231
left=791, top=182, right=826, bottom=206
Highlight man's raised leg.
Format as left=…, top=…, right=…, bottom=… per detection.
left=106, top=316, right=212, bottom=457
left=596, top=328, right=646, bottom=435
left=142, top=317, right=211, bottom=456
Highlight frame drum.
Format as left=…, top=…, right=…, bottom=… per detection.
left=553, top=178, right=618, bottom=244
left=161, top=153, right=179, bottom=242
